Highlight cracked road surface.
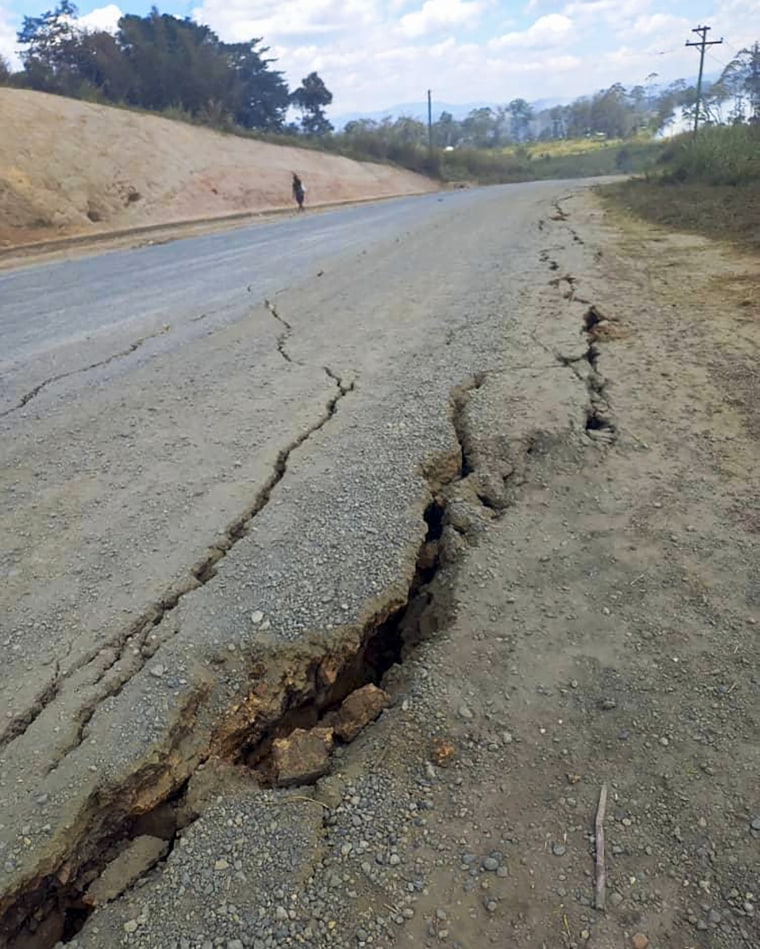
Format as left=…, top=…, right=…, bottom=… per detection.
left=5, top=181, right=757, bottom=949
left=1, top=193, right=472, bottom=415
left=1, top=181, right=582, bottom=942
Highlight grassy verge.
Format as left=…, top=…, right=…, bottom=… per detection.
left=599, top=126, right=760, bottom=251
left=440, top=139, right=662, bottom=184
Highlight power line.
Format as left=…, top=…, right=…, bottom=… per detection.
left=706, top=50, right=730, bottom=72
left=686, top=25, right=723, bottom=136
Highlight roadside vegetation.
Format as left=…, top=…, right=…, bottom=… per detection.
left=600, top=43, right=760, bottom=250
left=602, top=124, right=760, bottom=250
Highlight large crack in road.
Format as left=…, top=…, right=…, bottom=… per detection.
left=0, top=182, right=612, bottom=949
left=0, top=373, right=506, bottom=947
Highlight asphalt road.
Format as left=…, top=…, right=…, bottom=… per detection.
left=0, top=190, right=493, bottom=414
left=0, top=179, right=588, bottom=946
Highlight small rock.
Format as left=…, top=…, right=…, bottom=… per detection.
left=214, top=859, right=229, bottom=871
left=482, top=857, right=499, bottom=871
left=659, top=736, right=669, bottom=746
left=552, top=843, right=567, bottom=857
left=251, top=610, right=264, bottom=624
left=457, top=705, right=474, bottom=721
left=124, top=920, right=139, bottom=934
left=333, top=685, right=391, bottom=743
left=609, top=891, right=624, bottom=907
left=631, top=934, right=649, bottom=949
left=272, top=727, right=334, bottom=786
left=149, top=665, right=165, bottom=678
left=750, top=817, right=760, bottom=831
left=599, top=698, right=617, bottom=711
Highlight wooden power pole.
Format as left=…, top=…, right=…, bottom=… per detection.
left=686, top=25, right=723, bottom=137
left=427, top=89, right=433, bottom=158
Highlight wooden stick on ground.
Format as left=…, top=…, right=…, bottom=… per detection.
left=595, top=783, right=608, bottom=911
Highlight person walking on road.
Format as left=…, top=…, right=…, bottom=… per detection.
left=292, top=173, right=305, bottom=211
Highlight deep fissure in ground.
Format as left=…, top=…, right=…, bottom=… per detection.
left=2, top=385, right=480, bottom=949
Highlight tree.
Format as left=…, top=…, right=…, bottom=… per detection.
left=290, top=71, right=333, bottom=136
left=719, top=43, right=760, bottom=122
left=648, top=79, right=689, bottom=133
left=17, top=0, right=79, bottom=90
left=118, top=12, right=229, bottom=114
left=433, top=110, right=465, bottom=147
left=222, top=40, right=290, bottom=130
left=548, top=105, right=566, bottom=139
left=508, top=98, right=534, bottom=142
left=589, top=83, right=633, bottom=138
left=113, top=13, right=290, bottom=130
left=64, top=30, right=132, bottom=101
left=0, top=54, right=10, bottom=84
left=462, top=107, right=497, bottom=147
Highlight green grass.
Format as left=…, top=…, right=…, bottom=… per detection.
left=600, top=126, right=760, bottom=251
left=658, top=125, right=760, bottom=185
left=439, top=139, right=663, bottom=185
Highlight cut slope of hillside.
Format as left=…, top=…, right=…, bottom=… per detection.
left=0, top=89, right=436, bottom=248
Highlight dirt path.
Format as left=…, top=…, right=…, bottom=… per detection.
left=4, top=188, right=759, bottom=949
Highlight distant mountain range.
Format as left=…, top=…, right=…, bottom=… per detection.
left=331, top=97, right=567, bottom=128
left=329, top=71, right=723, bottom=129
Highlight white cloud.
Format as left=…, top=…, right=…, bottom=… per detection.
left=562, top=0, right=652, bottom=30
left=0, top=2, right=19, bottom=67
left=398, top=0, right=484, bottom=38
left=490, top=13, right=574, bottom=49
left=192, top=0, right=382, bottom=42
left=632, top=12, right=689, bottom=37
left=78, top=4, right=123, bottom=34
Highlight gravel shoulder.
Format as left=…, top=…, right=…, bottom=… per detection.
left=2, top=185, right=758, bottom=949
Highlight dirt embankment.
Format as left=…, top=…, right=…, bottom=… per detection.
left=0, top=88, right=436, bottom=248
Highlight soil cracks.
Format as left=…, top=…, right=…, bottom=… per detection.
left=538, top=204, right=617, bottom=443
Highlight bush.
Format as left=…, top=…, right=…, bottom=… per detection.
left=659, top=126, right=760, bottom=186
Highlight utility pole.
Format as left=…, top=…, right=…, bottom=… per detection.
left=685, top=25, right=723, bottom=136
left=427, top=89, right=433, bottom=158
left=750, top=41, right=760, bottom=121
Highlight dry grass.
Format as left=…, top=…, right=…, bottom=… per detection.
left=599, top=179, right=760, bottom=253
left=600, top=127, right=760, bottom=252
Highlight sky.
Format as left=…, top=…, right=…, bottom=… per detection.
left=1, top=0, right=757, bottom=115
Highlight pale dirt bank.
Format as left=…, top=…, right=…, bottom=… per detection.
left=0, top=88, right=436, bottom=248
